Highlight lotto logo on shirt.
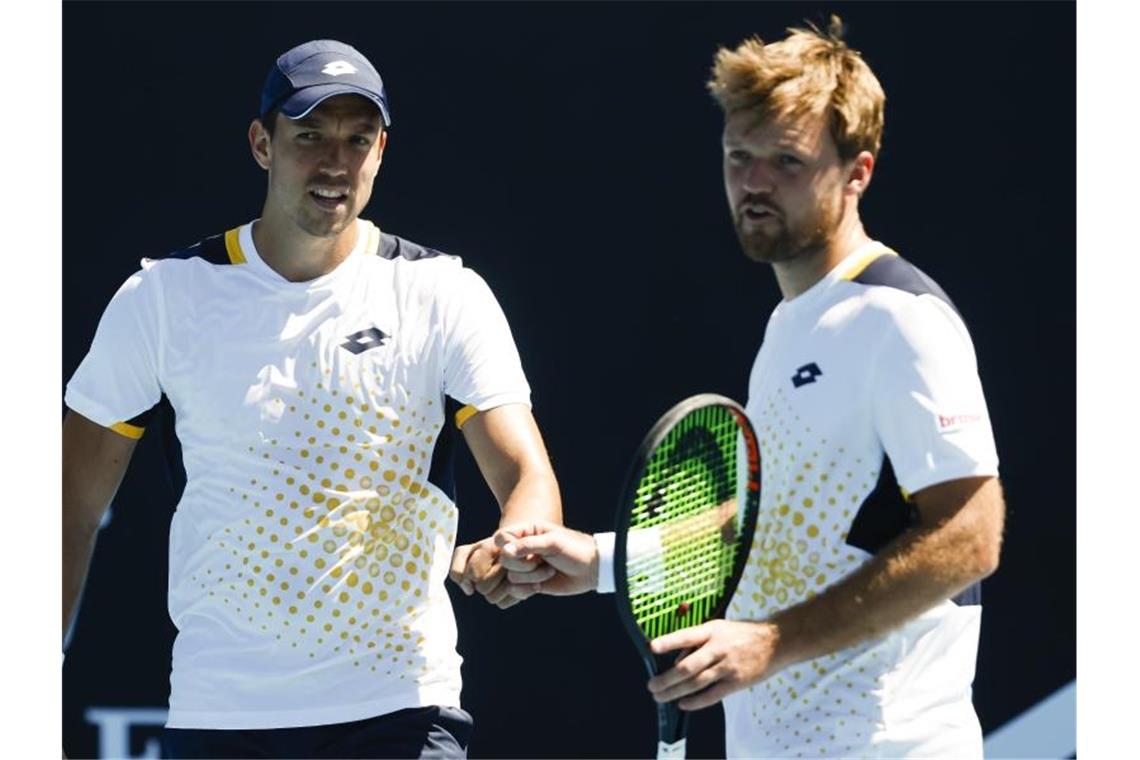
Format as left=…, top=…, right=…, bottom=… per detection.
left=937, top=412, right=983, bottom=431
left=341, top=326, right=390, bottom=355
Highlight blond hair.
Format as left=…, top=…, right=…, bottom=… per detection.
left=708, top=15, right=885, bottom=160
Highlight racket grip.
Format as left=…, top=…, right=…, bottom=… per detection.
left=657, top=738, right=687, bottom=759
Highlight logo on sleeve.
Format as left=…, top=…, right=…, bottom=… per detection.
left=340, top=326, right=389, bottom=354
left=937, top=412, right=983, bottom=432
left=791, top=363, right=823, bottom=388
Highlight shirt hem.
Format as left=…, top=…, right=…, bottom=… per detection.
left=64, top=388, right=124, bottom=430
left=897, top=462, right=999, bottom=497
left=466, top=392, right=532, bottom=412
left=165, top=684, right=461, bottom=729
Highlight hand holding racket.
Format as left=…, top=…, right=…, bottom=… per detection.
left=614, top=394, right=761, bottom=759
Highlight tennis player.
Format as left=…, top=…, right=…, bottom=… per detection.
left=488, top=18, right=1004, bottom=759
left=62, top=39, right=561, bottom=758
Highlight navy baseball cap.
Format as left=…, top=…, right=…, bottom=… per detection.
left=260, top=40, right=391, bottom=126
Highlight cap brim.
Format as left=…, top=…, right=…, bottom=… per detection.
left=279, top=84, right=391, bottom=126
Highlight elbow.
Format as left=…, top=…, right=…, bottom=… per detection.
left=968, top=533, right=1002, bottom=581
left=977, top=547, right=1000, bottom=580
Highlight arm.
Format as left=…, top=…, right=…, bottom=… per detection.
left=647, top=474, right=1005, bottom=709
left=62, top=410, right=139, bottom=644
left=448, top=404, right=562, bottom=606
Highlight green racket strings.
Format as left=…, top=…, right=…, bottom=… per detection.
left=626, top=405, right=744, bottom=639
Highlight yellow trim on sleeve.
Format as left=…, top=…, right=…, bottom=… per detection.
left=841, top=245, right=897, bottom=281
left=224, top=227, right=247, bottom=265
left=110, top=421, right=145, bottom=440
left=454, top=404, right=479, bottom=429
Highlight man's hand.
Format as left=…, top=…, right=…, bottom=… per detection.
left=448, top=538, right=524, bottom=609
left=647, top=619, right=785, bottom=711
left=494, top=520, right=599, bottom=597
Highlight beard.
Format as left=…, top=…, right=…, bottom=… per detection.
left=295, top=206, right=355, bottom=238
left=734, top=190, right=843, bottom=264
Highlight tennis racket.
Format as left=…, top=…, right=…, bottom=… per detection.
left=614, top=394, right=761, bottom=759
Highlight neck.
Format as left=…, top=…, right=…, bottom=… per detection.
left=771, top=212, right=871, bottom=301
left=251, top=207, right=360, bottom=282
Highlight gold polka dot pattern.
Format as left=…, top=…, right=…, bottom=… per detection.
left=195, top=360, right=457, bottom=680
left=729, top=385, right=887, bottom=750
left=731, top=387, right=877, bottom=619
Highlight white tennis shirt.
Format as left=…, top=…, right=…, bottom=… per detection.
left=598, top=241, right=999, bottom=758
left=66, top=219, right=532, bottom=729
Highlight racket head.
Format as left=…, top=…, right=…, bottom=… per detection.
left=613, top=393, right=761, bottom=668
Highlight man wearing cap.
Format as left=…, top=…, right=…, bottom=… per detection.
left=63, top=39, right=561, bottom=758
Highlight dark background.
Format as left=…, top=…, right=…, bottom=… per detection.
left=63, top=2, right=1075, bottom=757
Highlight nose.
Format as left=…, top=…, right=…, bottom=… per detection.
left=317, top=141, right=350, bottom=176
left=742, top=159, right=775, bottom=194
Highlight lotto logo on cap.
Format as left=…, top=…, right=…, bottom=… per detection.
left=260, top=39, right=391, bottom=126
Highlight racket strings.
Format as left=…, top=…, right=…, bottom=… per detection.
left=627, top=406, right=749, bottom=639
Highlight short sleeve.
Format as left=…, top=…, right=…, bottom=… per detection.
left=65, top=263, right=164, bottom=438
left=439, top=268, right=531, bottom=414
left=871, top=295, right=999, bottom=494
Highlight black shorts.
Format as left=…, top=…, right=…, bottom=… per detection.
left=161, top=705, right=474, bottom=759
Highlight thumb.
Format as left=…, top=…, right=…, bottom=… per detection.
left=449, top=543, right=475, bottom=595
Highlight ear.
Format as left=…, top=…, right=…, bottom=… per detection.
left=845, top=150, right=875, bottom=197
left=375, top=128, right=389, bottom=164
left=249, top=118, right=272, bottom=171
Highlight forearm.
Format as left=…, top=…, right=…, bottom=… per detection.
left=62, top=521, right=100, bottom=644
left=497, top=468, right=562, bottom=527
left=767, top=506, right=998, bottom=669
left=62, top=411, right=137, bottom=646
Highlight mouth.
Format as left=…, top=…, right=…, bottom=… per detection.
left=740, top=206, right=779, bottom=224
left=309, top=187, right=350, bottom=209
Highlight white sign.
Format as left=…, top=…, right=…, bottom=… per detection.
left=85, top=707, right=167, bottom=759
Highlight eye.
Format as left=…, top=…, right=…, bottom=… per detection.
left=350, top=135, right=373, bottom=147
left=726, top=149, right=750, bottom=164
left=778, top=153, right=803, bottom=168
left=296, top=131, right=320, bottom=142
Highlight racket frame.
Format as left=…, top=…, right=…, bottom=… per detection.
left=613, top=393, right=761, bottom=758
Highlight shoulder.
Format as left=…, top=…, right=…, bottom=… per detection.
left=376, top=232, right=461, bottom=267
left=843, top=249, right=959, bottom=316
left=153, top=227, right=247, bottom=268
left=135, top=227, right=248, bottom=282
left=833, top=249, right=973, bottom=353
left=369, top=231, right=492, bottom=293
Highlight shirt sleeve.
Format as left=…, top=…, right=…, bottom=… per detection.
left=439, top=267, right=531, bottom=415
left=871, top=295, right=1000, bottom=494
left=64, top=262, right=164, bottom=438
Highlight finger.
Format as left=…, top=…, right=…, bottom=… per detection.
left=647, top=644, right=721, bottom=695
left=652, top=662, right=724, bottom=704
left=502, top=583, right=542, bottom=600
left=493, top=523, right=532, bottom=547
left=499, top=553, right=540, bottom=573
left=500, top=533, right=568, bottom=563
left=483, top=578, right=514, bottom=605
left=464, top=547, right=500, bottom=586
left=449, top=576, right=474, bottom=596
left=473, top=568, right=506, bottom=596
left=448, top=546, right=476, bottom=596
left=678, top=679, right=738, bottom=711
left=650, top=623, right=713, bottom=655
left=448, top=543, right=473, bottom=580
left=495, top=592, right=528, bottom=609
left=486, top=580, right=538, bottom=606
left=506, top=565, right=557, bottom=585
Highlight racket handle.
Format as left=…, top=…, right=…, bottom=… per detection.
left=657, top=738, right=687, bottom=759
